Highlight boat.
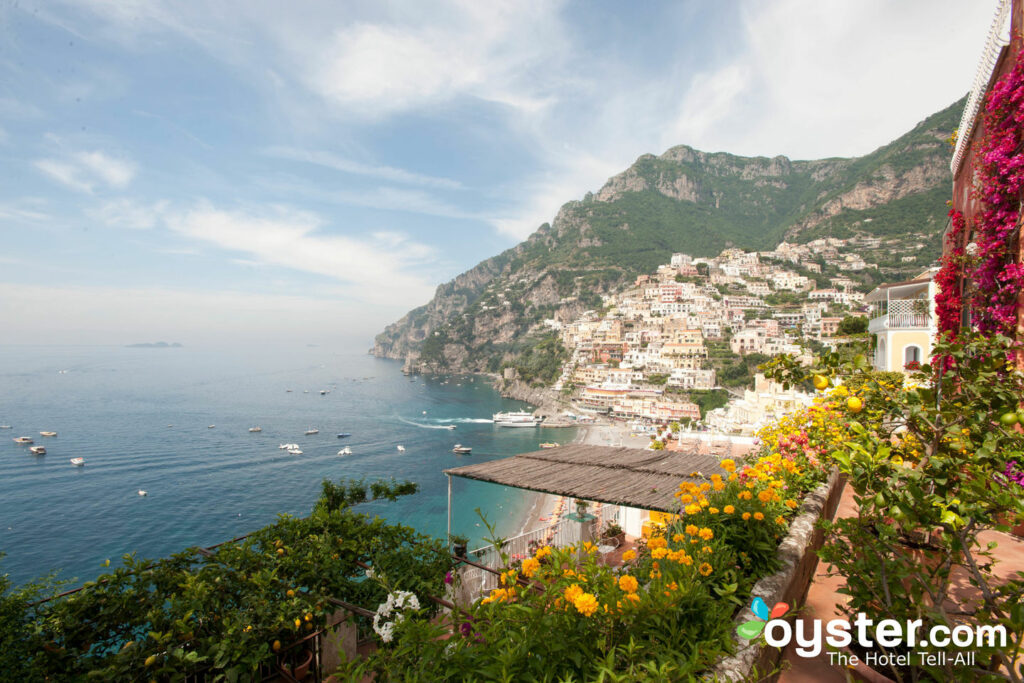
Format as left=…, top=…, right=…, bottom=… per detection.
left=70, top=457, right=85, bottom=467
left=338, top=446, right=352, bottom=455
left=0, top=425, right=10, bottom=429
left=320, top=389, right=328, bottom=395
left=396, top=445, right=406, bottom=452
left=445, top=425, right=456, bottom=430
left=304, top=428, right=319, bottom=435
left=287, top=448, right=303, bottom=455
left=336, top=433, right=351, bottom=438
left=208, top=425, right=216, bottom=429
left=29, top=446, right=46, bottom=455
left=138, top=490, right=147, bottom=496
left=492, top=411, right=542, bottom=427
left=452, top=444, right=472, bottom=454
left=39, top=431, right=57, bottom=437
left=13, top=436, right=33, bottom=444
left=249, top=426, right=262, bottom=432
left=279, top=442, right=299, bottom=450
left=539, top=442, right=560, bottom=449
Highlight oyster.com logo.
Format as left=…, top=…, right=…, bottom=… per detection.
left=737, top=597, right=789, bottom=640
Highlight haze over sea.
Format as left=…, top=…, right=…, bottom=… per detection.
left=0, top=345, right=569, bottom=588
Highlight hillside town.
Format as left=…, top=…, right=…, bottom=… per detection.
left=542, top=238, right=937, bottom=435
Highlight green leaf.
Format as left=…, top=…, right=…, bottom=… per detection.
left=736, top=621, right=764, bottom=640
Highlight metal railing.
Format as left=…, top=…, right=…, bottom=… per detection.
left=457, top=505, right=620, bottom=603
left=869, top=299, right=931, bottom=330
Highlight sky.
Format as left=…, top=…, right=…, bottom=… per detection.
left=0, top=0, right=999, bottom=347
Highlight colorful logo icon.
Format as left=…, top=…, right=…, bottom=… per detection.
left=737, top=597, right=789, bottom=639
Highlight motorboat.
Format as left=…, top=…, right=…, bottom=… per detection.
left=138, top=490, right=147, bottom=496
left=492, top=411, right=542, bottom=427
left=305, top=428, right=319, bottom=435
left=279, top=443, right=299, bottom=450
left=249, top=426, right=262, bottom=432
left=336, top=433, right=351, bottom=438
left=0, top=425, right=11, bottom=429
left=208, top=425, right=216, bottom=429
left=29, top=446, right=46, bottom=455
left=320, top=390, right=327, bottom=395
left=70, top=457, right=85, bottom=467
left=40, top=431, right=57, bottom=437
left=445, top=425, right=456, bottom=430
left=287, top=448, right=303, bottom=455
left=396, top=445, right=406, bottom=452
left=452, top=444, right=472, bottom=454
left=539, top=442, right=560, bottom=449
left=338, top=446, right=352, bottom=455
left=13, top=436, right=33, bottom=444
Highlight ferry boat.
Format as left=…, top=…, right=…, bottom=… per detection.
left=452, top=444, right=472, bottom=454
left=29, top=446, right=46, bottom=455
left=70, top=457, right=85, bottom=467
left=492, top=411, right=542, bottom=427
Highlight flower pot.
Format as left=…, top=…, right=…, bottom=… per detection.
left=284, top=648, right=314, bottom=681
left=452, top=543, right=467, bottom=558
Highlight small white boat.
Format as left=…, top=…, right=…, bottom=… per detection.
left=338, top=446, right=352, bottom=455
left=396, top=445, right=406, bottom=452
left=305, top=428, right=319, bottom=435
left=303, top=390, right=309, bottom=393
left=39, top=431, right=57, bottom=437
left=446, top=425, right=456, bottom=430
left=138, top=490, right=147, bottom=496
left=70, top=457, right=85, bottom=467
left=29, top=446, right=46, bottom=455
left=0, top=425, right=11, bottom=429
left=452, top=444, right=472, bottom=454
left=208, top=425, right=216, bottom=429
left=13, top=436, right=33, bottom=444
left=287, top=448, right=303, bottom=455
left=320, top=390, right=327, bottom=395
left=249, top=426, right=262, bottom=433
left=422, top=411, right=427, bottom=415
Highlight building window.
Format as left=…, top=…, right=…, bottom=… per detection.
left=877, top=338, right=887, bottom=370
left=904, top=345, right=921, bottom=368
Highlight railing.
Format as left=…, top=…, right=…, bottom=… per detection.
left=456, top=506, right=620, bottom=603
left=868, top=299, right=931, bottom=331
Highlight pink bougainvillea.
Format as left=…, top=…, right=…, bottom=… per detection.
left=947, top=50, right=1024, bottom=337
left=935, top=208, right=966, bottom=336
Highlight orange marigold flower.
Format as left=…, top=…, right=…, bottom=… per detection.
left=672, top=533, right=685, bottom=543
left=698, top=527, right=714, bottom=541
left=563, top=584, right=583, bottom=604
left=618, top=574, right=639, bottom=593
left=699, top=562, right=713, bottom=576
left=742, top=512, right=751, bottom=521
left=652, top=547, right=668, bottom=559
left=723, top=505, right=735, bottom=514
left=622, top=549, right=637, bottom=562
left=572, top=592, right=599, bottom=617
left=685, top=524, right=699, bottom=535
left=709, top=507, right=720, bottom=514
left=685, top=504, right=700, bottom=515
left=648, top=536, right=667, bottom=550
left=521, top=557, right=540, bottom=578
left=753, top=512, right=765, bottom=521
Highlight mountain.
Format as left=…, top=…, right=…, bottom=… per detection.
left=374, top=97, right=964, bottom=378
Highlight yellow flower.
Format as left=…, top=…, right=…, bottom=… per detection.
left=720, top=459, right=736, bottom=472
left=564, top=584, right=583, bottom=603
left=758, top=490, right=773, bottom=503
left=672, top=533, right=685, bottom=542
left=709, top=507, right=720, bottom=514
left=648, top=536, right=667, bottom=550
left=622, top=549, right=637, bottom=562
left=753, top=512, right=765, bottom=521
left=742, top=512, right=751, bottom=521
left=535, top=545, right=552, bottom=560
left=679, top=494, right=693, bottom=504
left=618, top=574, right=639, bottom=593
left=775, top=515, right=786, bottom=526
left=785, top=499, right=798, bottom=509
left=652, top=547, right=668, bottom=559
left=625, top=592, right=641, bottom=603
left=572, top=592, right=599, bottom=617
left=685, top=524, right=699, bottom=536
left=684, top=504, right=700, bottom=515
left=698, top=527, right=714, bottom=541
left=701, top=545, right=712, bottom=554
left=699, top=562, right=713, bottom=576
left=723, top=505, right=735, bottom=514
left=521, top=557, right=540, bottom=578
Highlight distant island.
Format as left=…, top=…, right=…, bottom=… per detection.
left=126, top=342, right=184, bottom=348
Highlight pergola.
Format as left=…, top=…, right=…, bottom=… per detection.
left=443, top=444, right=727, bottom=539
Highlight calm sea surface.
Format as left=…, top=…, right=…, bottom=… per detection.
left=0, top=345, right=572, bottom=588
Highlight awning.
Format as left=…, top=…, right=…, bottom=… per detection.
left=444, top=444, right=726, bottom=513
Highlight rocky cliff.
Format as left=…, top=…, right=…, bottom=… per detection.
left=374, top=98, right=964, bottom=378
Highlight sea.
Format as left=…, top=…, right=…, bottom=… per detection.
left=0, top=345, right=574, bottom=588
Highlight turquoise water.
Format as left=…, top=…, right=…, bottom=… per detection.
left=0, top=346, right=573, bottom=587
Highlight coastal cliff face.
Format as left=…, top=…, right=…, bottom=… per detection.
left=374, top=98, right=963, bottom=378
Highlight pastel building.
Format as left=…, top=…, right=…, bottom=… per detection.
left=866, top=269, right=939, bottom=373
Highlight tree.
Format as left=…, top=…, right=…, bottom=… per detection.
left=836, top=316, right=868, bottom=335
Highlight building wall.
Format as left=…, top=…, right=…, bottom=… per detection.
left=880, top=330, right=932, bottom=372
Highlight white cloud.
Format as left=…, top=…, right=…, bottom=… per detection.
left=164, top=202, right=439, bottom=306
left=87, top=198, right=169, bottom=229
left=34, top=149, right=137, bottom=193
left=263, top=146, right=463, bottom=189
left=0, top=199, right=50, bottom=223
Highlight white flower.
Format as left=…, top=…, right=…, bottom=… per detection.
left=364, top=568, right=375, bottom=579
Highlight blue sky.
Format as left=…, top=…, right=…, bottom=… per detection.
left=0, top=0, right=996, bottom=346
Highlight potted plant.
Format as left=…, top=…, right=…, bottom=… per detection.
left=449, top=534, right=469, bottom=560
left=281, top=645, right=314, bottom=681
left=601, top=522, right=625, bottom=545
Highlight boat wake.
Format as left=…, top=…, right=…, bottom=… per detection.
left=436, top=418, right=494, bottom=424
left=397, top=416, right=493, bottom=429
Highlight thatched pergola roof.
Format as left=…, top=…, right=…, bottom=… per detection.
left=443, top=444, right=726, bottom=513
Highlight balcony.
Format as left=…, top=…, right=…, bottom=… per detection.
left=867, top=298, right=932, bottom=333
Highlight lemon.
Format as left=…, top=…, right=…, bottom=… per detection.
left=812, top=374, right=828, bottom=391
left=286, top=589, right=295, bottom=597
left=277, top=548, right=285, bottom=556
left=144, top=655, right=157, bottom=667
left=847, top=397, right=863, bottom=414
left=1000, top=411, right=1019, bottom=427
left=272, top=640, right=281, bottom=652
left=294, top=617, right=301, bottom=629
